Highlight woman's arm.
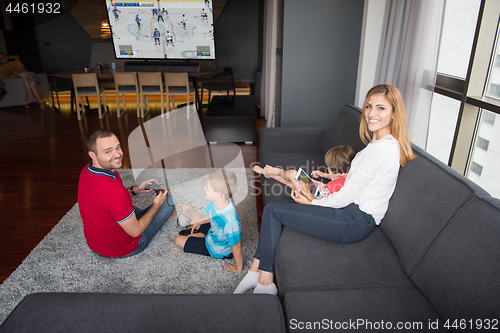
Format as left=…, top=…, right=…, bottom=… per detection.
left=313, top=143, right=385, bottom=209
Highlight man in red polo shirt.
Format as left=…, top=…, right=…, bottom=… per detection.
left=78, top=129, right=176, bottom=258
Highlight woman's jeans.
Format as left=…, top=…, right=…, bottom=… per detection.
left=125, top=193, right=176, bottom=257
left=255, top=199, right=375, bottom=273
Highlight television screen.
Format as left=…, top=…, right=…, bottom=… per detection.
left=105, top=0, right=215, bottom=60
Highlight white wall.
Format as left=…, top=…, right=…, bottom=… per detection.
left=280, top=0, right=364, bottom=127
left=355, top=0, right=388, bottom=107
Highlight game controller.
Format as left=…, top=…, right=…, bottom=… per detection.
left=153, top=188, right=166, bottom=195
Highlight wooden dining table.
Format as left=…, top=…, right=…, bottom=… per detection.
left=49, top=68, right=213, bottom=114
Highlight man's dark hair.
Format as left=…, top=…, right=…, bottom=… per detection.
left=87, top=129, right=115, bottom=154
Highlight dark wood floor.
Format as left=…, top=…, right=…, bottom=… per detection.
left=0, top=101, right=265, bottom=284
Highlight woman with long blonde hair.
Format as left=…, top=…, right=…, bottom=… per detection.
left=234, top=84, right=415, bottom=295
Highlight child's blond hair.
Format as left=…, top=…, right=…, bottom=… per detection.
left=208, top=169, right=238, bottom=199
left=324, top=145, right=356, bottom=174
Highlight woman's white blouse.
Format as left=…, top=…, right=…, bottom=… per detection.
left=312, top=134, right=401, bottom=224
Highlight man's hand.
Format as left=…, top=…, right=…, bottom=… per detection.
left=153, top=187, right=168, bottom=207
left=136, top=179, right=159, bottom=193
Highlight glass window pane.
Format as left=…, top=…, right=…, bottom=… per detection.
left=467, top=110, right=500, bottom=198
left=437, top=0, right=481, bottom=79
left=486, top=17, right=500, bottom=100
left=427, top=93, right=461, bottom=164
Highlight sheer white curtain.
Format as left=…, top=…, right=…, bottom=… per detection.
left=261, top=0, right=280, bottom=127
left=375, top=0, right=444, bottom=148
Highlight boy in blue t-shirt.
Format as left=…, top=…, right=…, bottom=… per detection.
left=174, top=170, right=242, bottom=272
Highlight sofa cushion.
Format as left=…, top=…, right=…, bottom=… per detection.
left=410, top=195, right=500, bottom=321
left=380, top=145, right=489, bottom=275
left=0, top=293, right=287, bottom=333
left=275, top=227, right=414, bottom=298
left=283, top=288, right=447, bottom=332
left=318, top=105, right=365, bottom=154
left=260, top=127, right=328, bottom=155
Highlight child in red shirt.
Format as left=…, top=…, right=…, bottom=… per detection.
left=254, top=145, right=355, bottom=198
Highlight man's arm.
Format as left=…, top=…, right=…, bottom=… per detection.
left=129, top=179, right=158, bottom=196
left=120, top=189, right=167, bottom=237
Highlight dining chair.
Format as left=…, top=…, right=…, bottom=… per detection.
left=48, top=69, right=74, bottom=114
left=71, top=73, right=108, bottom=120
left=113, top=72, right=140, bottom=117
left=164, top=72, right=195, bottom=119
left=199, top=67, right=236, bottom=110
left=137, top=72, right=164, bottom=118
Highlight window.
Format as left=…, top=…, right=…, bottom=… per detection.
left=470, top=162, right=483, bottom=176
left=476, top=137, right=489, bottom=151
left=427, top=94, right=461, bottom=164
left=487, top=83, right=500, bottom=98
left=436, top=0, right=481, bottom=79
left=431, top=0, right=500, bottom=198
left=482, top=110, right=496, bottom=125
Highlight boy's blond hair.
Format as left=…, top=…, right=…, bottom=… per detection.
left=324, top=145, right=356, bottom=174
left=208, top=169, right=238, bottom=199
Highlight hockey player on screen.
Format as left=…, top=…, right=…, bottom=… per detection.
left=205, top=23, right=214, bottom=40
left=179, top=14, right=187, bottom=30
left=136, top=14, right=141, bottom=30
left=153, top=28, right=161, bottom=45
left=112, top=6, right=121, bottom=21
left=165, top=30, right=174, bottom=47
left=196, top=8, right=208, bottom=22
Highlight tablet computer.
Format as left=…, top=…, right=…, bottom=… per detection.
left=294, top=168, right=319, bottom=197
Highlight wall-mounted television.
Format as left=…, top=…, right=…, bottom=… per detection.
left=105, top=0, right=215, bottom=60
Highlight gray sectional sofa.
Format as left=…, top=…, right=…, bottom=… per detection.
left=260, top=105, right=500, bottom=331
left=1, top=105, right=499, bottom=332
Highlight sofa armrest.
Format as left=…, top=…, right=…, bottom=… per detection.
left=0, top=78, right=29, bottom=108
left=260, top=127, right=328, bottom=155
left=0, top=74, right=50, bottom=108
